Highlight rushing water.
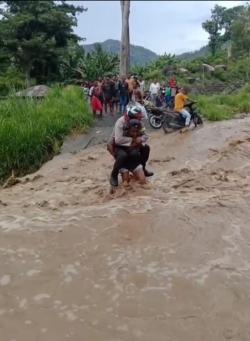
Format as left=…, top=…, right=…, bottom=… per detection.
left=1, top=116, right=250, bottom=340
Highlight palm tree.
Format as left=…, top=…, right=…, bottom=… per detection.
left=74, top=44, right=119, bottom=82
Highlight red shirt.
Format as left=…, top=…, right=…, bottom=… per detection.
left=169, top=79, right=177, bottom=88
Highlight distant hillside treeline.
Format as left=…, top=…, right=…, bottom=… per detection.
left=83, top=39, right=159, bottom=66
left=177, top=46, right=210, bottom=61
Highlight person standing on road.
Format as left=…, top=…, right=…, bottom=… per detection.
left=102, top=77, right=115, bottom=115
left=169, top=75, right=177, bottom=102
left=91, top=82, right=103, bottom=119
left=118, top=75, right=129, bottom=115
left=139, top=76, right=145, bottom=96
left=81, top=82, right=89, bottom=100
left=165, top=84, right=172, bottom=107
left=88, top=82, right=94, bottom=104
left=149, top=80, right=160, bottom=105
left=126, top=75, right=135, bottom=101
left=112, top=76, right=120, bottom=114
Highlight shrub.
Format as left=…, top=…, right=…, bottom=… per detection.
left=0, top=85, right=92, bottom=182
left=0, top=67, right=26, bottom=97
left=144, top=69, right=163, bottom=81
left=196, top=85, right=250, bottom=121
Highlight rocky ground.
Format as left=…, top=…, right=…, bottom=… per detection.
left=1, top=115, right=250, bottom=341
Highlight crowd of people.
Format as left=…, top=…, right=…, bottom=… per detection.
left=148, top=75, right=179, bottom=108
left=81, top=75, right=145, bottom=119
left=81, top=74, right=180, bottom=119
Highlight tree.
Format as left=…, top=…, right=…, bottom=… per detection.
left=202, top=4, right=245, bottom=56
left=73, top=44, right=119, bottom=82
left=0, top=0, right=86, bottom=85
left=58, top=40, right=85, bottom=84
left=120, top=0, right=130, bottom=76
left=202, top=5, right=225, bottom=56
left=231, top=5, right=250, bottom=58
left=220, top=5, right=244, bottom=42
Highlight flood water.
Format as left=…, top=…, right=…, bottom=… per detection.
left=1, top=116, right=250, bottom=340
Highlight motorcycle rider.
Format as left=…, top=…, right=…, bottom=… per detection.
left=174, top=87, right=192, bottom=132
left=108, top=104, right=153, bottom=187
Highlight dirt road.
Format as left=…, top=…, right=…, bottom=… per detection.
left=1, top=116, right=250, bottom=341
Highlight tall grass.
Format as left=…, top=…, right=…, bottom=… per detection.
left=0, top=85, right=92, bottom=182
left=196, top=84, right=250, bottom=121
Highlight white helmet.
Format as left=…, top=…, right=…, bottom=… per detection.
left=127, top=102, right=148, bottom=119
left=127, top=103, right=143, bottom=118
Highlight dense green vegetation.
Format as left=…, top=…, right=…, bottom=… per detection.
left=197, top=85, right=250, bottom=121
left=0, top=86, right=92, bottom=182
left=131, top=48, right=250, bottom=86
left=0, top=1, right=119, bottom=94
left=177, top=46, right=209, bottom=61
left=68, top=44, right=119, bottom=83
left=0, top=1, right=96, bottom=182
left=0, top=1, right=85, bottom=89
left=202, top=4, right=249, bottom=57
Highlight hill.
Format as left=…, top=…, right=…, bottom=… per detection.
left=82, top=39, right=158, bottom=66
left=177, top=45, right=209, bottom=60
left=83, top=39, right=209, bottom=64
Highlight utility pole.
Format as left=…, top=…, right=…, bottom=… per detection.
left=120, top=0, right=130, bottom=76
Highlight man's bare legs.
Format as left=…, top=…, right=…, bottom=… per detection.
left=134, top=168, right=147, bottom=185
left=121, top=171, right=130, bottom=187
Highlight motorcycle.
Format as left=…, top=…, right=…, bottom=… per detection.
left=143, top=100, right=167, bottom=129
left=148, top=107, right=167, bottom=129
left=162, top=101, right=203, bottom=133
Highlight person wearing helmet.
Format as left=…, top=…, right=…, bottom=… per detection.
left=108, top=104, right=153, bottom=187
left=119, top=119, right=147, bottom=187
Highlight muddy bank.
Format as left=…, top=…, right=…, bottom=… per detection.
left=61, top=114, right=117, bottom=154
left=0, top=117, right=250, bottom=341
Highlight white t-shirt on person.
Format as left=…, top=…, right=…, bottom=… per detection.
left=139, top=80, right=145, bottom=93
left=89, top=86, right=94, bottom=97
left=149, top=82, right=160, bottom=95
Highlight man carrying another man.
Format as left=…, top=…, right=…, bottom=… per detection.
left=108, top=104, right=153, bottom=187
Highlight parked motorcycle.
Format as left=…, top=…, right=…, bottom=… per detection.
left=143, top=100, right=167, bottom=129
left=162, top=101, right=203, bottom=133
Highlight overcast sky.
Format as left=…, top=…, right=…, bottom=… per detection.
left=73, top=0, right=247, bottom=55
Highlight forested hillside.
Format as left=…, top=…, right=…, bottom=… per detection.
left=83, top=39, right=158, bottom=66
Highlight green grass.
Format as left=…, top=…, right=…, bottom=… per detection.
left=196, top=84, right=250, bottom=121
left=0, top=85, right=92, bottom=183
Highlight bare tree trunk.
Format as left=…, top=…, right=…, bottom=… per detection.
left=120, top=0, right=130, bottom=76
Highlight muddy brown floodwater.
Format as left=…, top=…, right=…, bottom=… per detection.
left=1, top=116, right=250, bottom=341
